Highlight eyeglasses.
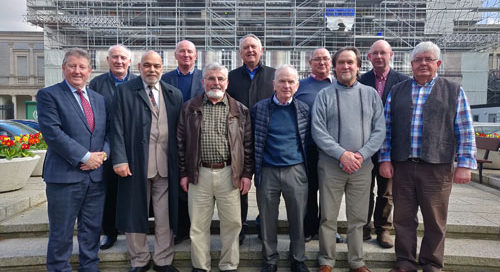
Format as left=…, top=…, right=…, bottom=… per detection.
left=413, top=57, right=438, bottom=64
left=312, top=57, right=331, bottom=63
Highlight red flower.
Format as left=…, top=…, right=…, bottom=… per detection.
left=21, top=143, right=30, bottom=150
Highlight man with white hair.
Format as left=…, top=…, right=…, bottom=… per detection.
left=89, top=44, right=137, bottom=250
left=379, top=41, right=476, bottom=272
left=177, top=62, right=253, bottom=272
left=252, top=65, right=311, bottom=272
left=227, top=33, right=276, bottom=244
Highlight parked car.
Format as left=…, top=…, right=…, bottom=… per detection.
left=473, top=122, right=500, bottom=169
left=0, top=120, right=39, bottom=138
left=10, top=119, right=39, bottom=131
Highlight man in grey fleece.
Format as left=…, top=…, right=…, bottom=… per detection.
left=311, top=47, right=385, bottom=272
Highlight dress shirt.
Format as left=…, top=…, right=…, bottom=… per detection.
left=142, top=81, right=161, bottom=111
left=379, top=74, right=477, bottom=169
left=373, top=69, right=389, bottom=98
left=110, top=71, right=129, bottom=86
left=272, top=93, right=293, bottom=106
left=65, top=80, right=92, bottom=163
left=244, top=64, right=260, bottom=80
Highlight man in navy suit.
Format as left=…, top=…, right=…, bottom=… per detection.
left=37, top=48, right=109, bottom=272
left=161, top=40, right=204, bottom=102
left=359, top=40, right=409, bottom=248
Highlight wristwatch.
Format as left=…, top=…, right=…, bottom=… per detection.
left=103, top=152, right=108, bottom=161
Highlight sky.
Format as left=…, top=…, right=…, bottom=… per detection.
left=0, top=0, right=41, bottom=32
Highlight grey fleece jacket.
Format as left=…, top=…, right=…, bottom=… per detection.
left=311, top=81, right=385, bottom=162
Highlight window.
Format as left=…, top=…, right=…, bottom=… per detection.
left=488, top=113, right=497, bottom=123
left=16, top=56, right=28, bottom=83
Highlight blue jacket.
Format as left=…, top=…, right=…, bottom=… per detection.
left=251, top=96, right=312, bottom=187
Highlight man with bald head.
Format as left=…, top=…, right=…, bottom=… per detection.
left=359, top=40, right=409, bottom=248
left=90, top=44, right=137, bottom=250
left=111, top=50, right=183, bottom=272
left=161, top=39, right=203, bottom=244
left=162, top=40, right=204, bottom=102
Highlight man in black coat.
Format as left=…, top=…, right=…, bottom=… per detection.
left=359, top=40, right=409, bottom=249
left=110, top=50, right=183, bottom=272
left=89, top=44, right=137, bottom=250
left=226, top=33, right=275, bottom=244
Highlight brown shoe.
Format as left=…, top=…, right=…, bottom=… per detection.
left=350, top=266, right=371, bottom=272
left=318, top=265, right=332, bottom=272
left=376, top=230, right=394, bottom=248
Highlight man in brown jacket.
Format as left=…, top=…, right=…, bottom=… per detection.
left=177, top=62, right=254, bottom=272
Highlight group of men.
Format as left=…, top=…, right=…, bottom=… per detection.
left=37, top=33, right=476, bottom=272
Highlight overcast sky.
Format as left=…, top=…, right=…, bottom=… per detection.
left=0, top=0, right=41, bottom=32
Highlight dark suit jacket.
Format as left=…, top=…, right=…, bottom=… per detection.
left=226, top=64, right=275, bottom=108
left=161, top=68, right=203, bottom=101
left=359, top=68, right=409, bottom=105
left=89, top=71, right=138, bottom=125
left=111, top=76, right=183, bottom=234
left=36, top=80, right=109, bottom=183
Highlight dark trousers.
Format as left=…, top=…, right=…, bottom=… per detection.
left=102, top=162, right=118, bottom=237
left=392, top=161, right=453, bottom=272
left=241, top=193, right=248, bottom=230
left=366, top=153, right=393, bottom=232
left=46, top=179, right=105, bottom=272
left=303, top=148, right=320, bottom=237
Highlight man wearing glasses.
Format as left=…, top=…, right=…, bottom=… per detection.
left=379, top=41, right=476, bottom=272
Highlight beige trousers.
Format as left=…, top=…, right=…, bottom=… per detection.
left=188, top=166, right=241, bottom=271
left=126, top=175, right=174, bottom=267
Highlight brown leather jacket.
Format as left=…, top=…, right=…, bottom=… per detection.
left=177, top=93, right=254, bottom=188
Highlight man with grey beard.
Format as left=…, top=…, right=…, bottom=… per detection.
left=177, top=62, right=254, bottom=272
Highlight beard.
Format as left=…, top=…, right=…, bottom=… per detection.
left=206, top=89, right=225, bottom=100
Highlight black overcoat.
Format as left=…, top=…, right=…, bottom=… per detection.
left=110, top=76, right=183, bottom=234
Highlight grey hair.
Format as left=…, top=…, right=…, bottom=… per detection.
left=62, top=48, right=90, bottom=66
left=411, top=41, right=441, bottom=61
left=239, top=34, right=262, bottom=51
left=107, top=44, right=132, bottom=59
left=309, top=47, right=331, bottom=61
left=175, top=40, right=196, bottom=52
left=274, top=64, right=298, bottom=81
left=141, top=50, right=162, bottom=63
left=202, top=62, right=228, bottom=79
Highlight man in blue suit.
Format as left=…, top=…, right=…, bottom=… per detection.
left=161, top=40, right=204, bottom=102
left=160, top=39, right=203, bottom=244
left=37, top=48, right=109, bottom=272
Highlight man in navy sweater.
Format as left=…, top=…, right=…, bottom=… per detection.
left=252, top=65, right=311, bottom=272
left=295, top=47, right=344, bottom=244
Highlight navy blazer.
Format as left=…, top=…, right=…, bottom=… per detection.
left=161, top=68, right=204, bottom=101
left=36, top=80, right=110, bottom=183
left=359, top=68, right=409, bottom=105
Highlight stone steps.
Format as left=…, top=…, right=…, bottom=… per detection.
left=1, top=235, right=499, bottom=271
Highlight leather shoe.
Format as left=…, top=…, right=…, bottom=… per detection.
left=291, top=260, right=310, bottom=272
left=192, top=268, right=207, bottom=272
left=220, top=270, right=237, bottom=272
left=153, top=263, right=179, bottom=272
left=318, top=265, right=332, bottom=272
left=376, top=230, right=394, bottom=248
left=99, top=234, right=117, bottom=250
left=363, top=226, right=372, bottom=241
left=336, top=232, right=345, bottom=243
left=261, top=263, right=277, bottom=272
left=129, top=262, right=151, bottom=272
left=389, top=268, right=416, bottom=272
left=350, top=265, right=371, bottom=272
left=304, top=235, right=312, bottom=243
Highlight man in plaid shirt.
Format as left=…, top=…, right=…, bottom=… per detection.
left=379, top=41, right=476, bottom=272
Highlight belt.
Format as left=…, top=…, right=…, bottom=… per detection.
left=201, top=161, right=231, bottom=169
left=408, top=157, right=423, bottom=163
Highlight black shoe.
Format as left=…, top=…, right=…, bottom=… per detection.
left=304, top=235, right=313, bottom=243
left=336, top=232, right=345, bottom=243
left=174, top=233, right=189, bottom=245
left=192, top=268, right=207, bottom=272
left=291, top=260, right=310, bottom=272
left=363, top=226, right=372, bottom=241
left=129, top=262, right=151, bottom=272
left=100, top=234, right=117, bottom=250
left=261, top=264, right=277, bottom=272
left=220, top=270, right=237, bottom=272
left=153, top=263, right=179, bottom=272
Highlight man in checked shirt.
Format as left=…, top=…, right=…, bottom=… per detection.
left=379, top=41, right=477, bottom=272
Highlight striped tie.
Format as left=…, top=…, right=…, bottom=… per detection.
left=148, top=86, right=159, bottom=115
left=76, top=89, right=95, bottom=133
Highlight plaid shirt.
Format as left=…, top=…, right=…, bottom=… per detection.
left=379, top=75, right=477, bottom=169
left=201, top=94, right=230, bottom=163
